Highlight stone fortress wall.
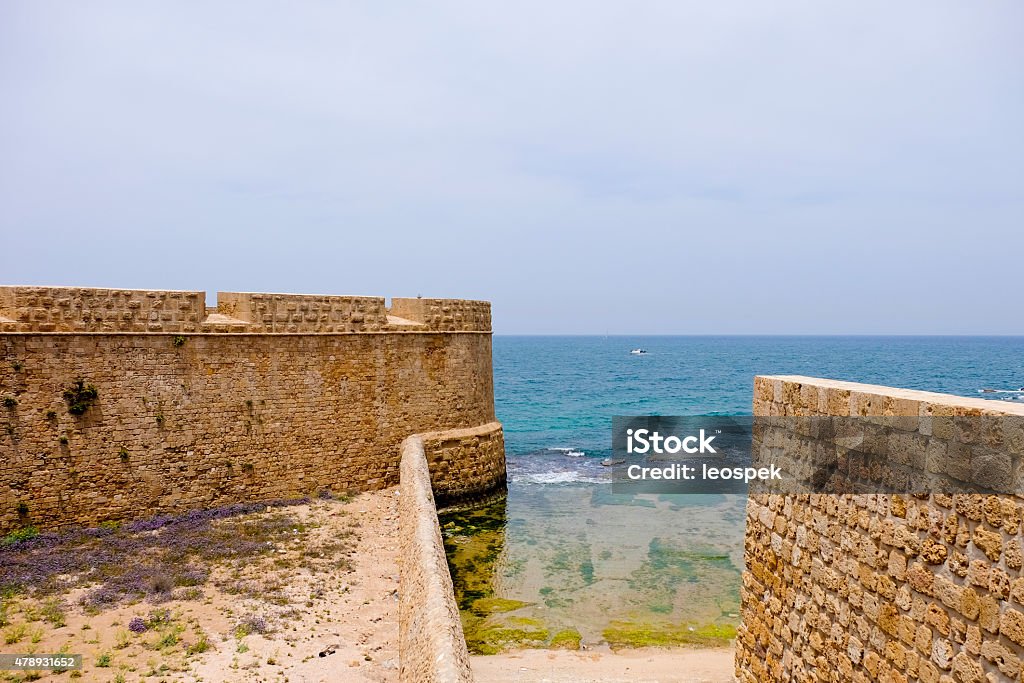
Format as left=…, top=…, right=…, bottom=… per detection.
left=0, top=286, right=504, bottom=533
left=739, top=375, right=1024, bottom=683
left=0, top=286, right=491, bottom=334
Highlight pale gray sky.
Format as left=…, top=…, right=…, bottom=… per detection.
left=1, top=2, right=1022, bottom=333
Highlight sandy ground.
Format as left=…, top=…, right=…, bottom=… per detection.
left=471, top=646, right=736, bottom=683
left=1, top=490, right=399, bottom=683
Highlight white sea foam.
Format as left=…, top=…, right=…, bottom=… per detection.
left=514, top=471, right=607, bottom=485
left=547, top=447, right=586, bottom=457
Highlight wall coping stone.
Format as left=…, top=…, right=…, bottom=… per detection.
left=759, top=374, right=1024, bottom=416
left=399, top=433, right=476, bottom=683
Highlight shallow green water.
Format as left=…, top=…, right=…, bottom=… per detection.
left=441, top=487, right=743, bottom=652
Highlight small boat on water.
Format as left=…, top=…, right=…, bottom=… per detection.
left=630, top=348, right=647, bottom=355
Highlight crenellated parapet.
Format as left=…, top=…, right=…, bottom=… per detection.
left=0, top=287, right=206, bottom=333
left=388, top=298, right=491, bottom=333
left=0, top=287, right=491, bottom=333
left=214, top=292, right=391, bottom=333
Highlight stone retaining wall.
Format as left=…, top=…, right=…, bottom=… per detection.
left=399, top=433, right=479, bottom=683
left=738, top=375, right=1024, bottom=683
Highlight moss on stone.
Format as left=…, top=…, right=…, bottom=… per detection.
left=549, top=629, right=582, bottom=650
left=602, top=621, right=736, bottom=649
left=463, top=616, right=550, bottom=655
left=470, top=597, right=532, bottom=616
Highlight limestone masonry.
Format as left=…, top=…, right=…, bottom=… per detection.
left=739, top=376, right=1024, bottom=683
left=0, top=286, right=505, bottom=533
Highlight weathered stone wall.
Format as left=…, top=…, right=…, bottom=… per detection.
left=215, top=292, right=390, bottom=332
left=399, top=434, right=475, bottom=683
left=0, top=287, right=492, bottom=334
left=0, top=287, right=207, bottom=333
left=419, top=422, right=506, bottom=509
left=388, top=298, right=491, bottom=333
left=0, top=288, right=503, bottom=533
left=738, top=375, right=1024, bottom=683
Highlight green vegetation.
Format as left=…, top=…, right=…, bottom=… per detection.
left=95, top=652, right=112, bottom=667
left=186, top=632, right=211, bottom=655
left=2, top=527, right=39, bottom=546
left=172, top=336, right=186, bottom=348
left=3, top=622, right=28, bottom=644
left=550, top=629, right=582, bottom=650
left=2, top=396, right=17, bottom=409
left=440, top=498, right=507, bottom=612
left=463, top=617, right=549, bottom=655
left=469, top=597, right=531, bottom=616
left=602, top=621, right=736, bottom=649
left=40, top=598, right=66, bottom=628
left=63, top=379, right=98, bottom=416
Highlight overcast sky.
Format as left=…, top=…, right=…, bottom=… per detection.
left=1, top=2, right=1021, bottom=334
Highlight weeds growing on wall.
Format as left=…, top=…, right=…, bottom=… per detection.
left=63, top=379, right=98, bottom=416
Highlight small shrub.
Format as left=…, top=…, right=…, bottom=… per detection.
left=146, top=608, right=170, bottom=628
left=40, top=598, right=66, bottom=628
left=234, top=615, right=269, bottom=638
left=114, top=629, right=131, bottom=649
left=3, top=622, right=27, bottom=644
left=45, top=410, right=57, bottom=421
left=118, top=447, right=129, bottom=462
left=172, top=336, right=186, bottom=348
left=11, top=361, right=22, bottom=372
left=2, top=527, right=38, bottom=546
left=95, top=652, right=111, bottom=667
left=148, top=573, right=174, bottom=595
left=187, top=633, right=210, bottom=655
left=16, top=501, right=29, bottom=517
left=172, top=586, right=203, bottom=601
left=128, top=617, right=148, bottom=633
left=63, top=379, right=99, bottom=416
left=156, top=629, right=179, bottom=649
left=2, top=396, right=17, bottom=409
left=58, top=435, right=69, bottom=445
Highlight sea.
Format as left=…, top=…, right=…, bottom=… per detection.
left=442, top=336, right=1024, bottom=651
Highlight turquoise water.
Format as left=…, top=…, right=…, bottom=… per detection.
left=443, top=336, right=1024, bottom=651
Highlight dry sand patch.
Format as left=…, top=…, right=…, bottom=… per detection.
left=0, top=490, right=399, bottom=683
